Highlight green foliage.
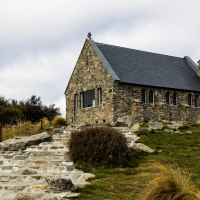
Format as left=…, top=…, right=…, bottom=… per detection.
left=52, top=115, right=67, bottom=126
left=69, top=127, right=130, bottom=166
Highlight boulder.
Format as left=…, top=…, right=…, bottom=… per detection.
left=168, top=121, right=183, bottom=130
left=130, top=123, right=140, bottom=133
left=164, top=129, right=174, bottom=133
left=20, top=169, right=37, bottom=175
left=0, top=132, right=52, bottom=151
left=148, top=122, right=164, bottom=130
left=129, top=142, right=155, bottom=153
left=117, top=116, right=125, bottom=123
left=45, top=178, right=76, bottom=193
left=13, top=192, right=60, bottom=200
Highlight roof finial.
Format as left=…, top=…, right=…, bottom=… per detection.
left=87, top=32, right=92, bottom=40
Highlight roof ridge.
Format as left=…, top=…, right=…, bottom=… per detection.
left=96, top=42, right=184, bottom=60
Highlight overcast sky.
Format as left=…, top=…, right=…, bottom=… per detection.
left=1, top=0, right=200, bottom=117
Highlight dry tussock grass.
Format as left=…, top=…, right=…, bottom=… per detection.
left=2, top=118, right=53, bottom=141
left=140, top=163, right=200, bottom=200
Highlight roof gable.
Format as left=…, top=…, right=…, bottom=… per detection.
left=96, top=42, right=200, bottom=92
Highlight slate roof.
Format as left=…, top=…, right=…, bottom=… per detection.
left=92, top=40, right=200, bottom=92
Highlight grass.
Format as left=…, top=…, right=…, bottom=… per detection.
left=2, top=118, right=54, bottom=141
left=67, top=125, right=200, bottom=200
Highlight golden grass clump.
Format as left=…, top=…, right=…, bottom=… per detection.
left=140, top=163, right=200, bottom=200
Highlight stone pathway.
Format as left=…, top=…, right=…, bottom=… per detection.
left=0, top=130, right=94, bottom=200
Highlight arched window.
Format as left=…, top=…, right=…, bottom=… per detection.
left=149, top=90, right=154, bottom=104
left=172, top=93, right=177, bottom=105
left=195, top=95, right=199, bottom=107
left=166, top=92, right=170, bottom=105
left=141, top=89, right=146, bottom=103
left=188, top=94, right=192, bottom=107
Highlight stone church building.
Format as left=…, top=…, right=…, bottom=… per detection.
left=65, top=34, right=200, bottom=126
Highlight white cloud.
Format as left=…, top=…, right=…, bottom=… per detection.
left=1, top=0, right=200, bottom=119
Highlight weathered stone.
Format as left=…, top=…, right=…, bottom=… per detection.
left=45, top=178, right=76, bottom=192
left=0, top=132, right=52, bottom=151
left=130, top=143, right=155, bottom=153
left=130, top=123, right=140, bottom=133
left=117, top=116, right=125, bottom=123
left=21, top=169, right=37, bottom=175
left=168, top=121, right=183, bottom=130
left=124, top=115, right=134, bottom=127
left=164, top=129, right=174, bottom=133
left=148, top=122, right=164, bottom=130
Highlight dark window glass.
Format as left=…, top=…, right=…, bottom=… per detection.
left=195, top=95, right=199, bottom=107
left=149, top=90, right=154, bottom=104
left=82, top=90, right=95, bottom=108
left=188, top=94, right=192, bottom=107
left=166, top=92, right=170, bottom=105
left=172, top=93, right=177, bottom=105
left=98, top=88, right=102, bottom=105
left=74, top=94, right=78, bottom=110
left=141, top=89, right=146, bottom=103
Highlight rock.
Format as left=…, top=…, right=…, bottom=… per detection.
left=148, top=122, right=164, bottom=130
left=168, top=121, right=183, bottom=130
left=124, top=115, right=134, bottom=127
left=164, top=129, right=174, bottom=133
left=80, top=173, right=95, bottom=181
left=130, top=123, right=140, bottom=133
left=117, top=116, right=125, bottom=123
left=13, top=192, right=60, bottom=200
left=186, top=131, right=192, bottom=134
left=130, top=143, right=155, bottom=153
left=0, top=132, right=52, bottom=151
left=53, top=128, right=61, bottom=133
left=45, top=178, right=76, bottom=193
left=21, top=169, right=37, bottom=175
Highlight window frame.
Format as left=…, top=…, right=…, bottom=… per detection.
left=149, top=90, right=154, bottom=104
left=172, top=93, right=177, bottom=105
left=74, top=94, right=78, bottom=110
left=141, top=89, right=146, bottom=103
left=80, top=89, right=95, bottom=109
left=188, top=94, right=193, bottom=107
left=98, top=88, right=102, bottom=105
left=166, top=92, right=170, bottom=105
left=195, top=95, right=199, bottom=108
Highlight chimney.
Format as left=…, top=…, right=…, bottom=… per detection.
left=198, top=60, right=200, bottom=76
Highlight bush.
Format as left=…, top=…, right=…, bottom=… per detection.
left=69, top=127, right=130, bottom=166
left=52, top=116, right=67, bottom=126
left=140, top=163, right=200, bottom=200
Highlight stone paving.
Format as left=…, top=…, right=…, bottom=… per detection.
left=0, top=130, right=94, bottom=200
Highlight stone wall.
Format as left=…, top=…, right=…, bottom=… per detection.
left=113, top=83, right=200, bottom=124
left=65, top=40, right=115, bottom=125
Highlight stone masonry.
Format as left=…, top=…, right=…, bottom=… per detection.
left=66, top=40, right=115, bottom=125
left=66, top=39, right=200, bottom=125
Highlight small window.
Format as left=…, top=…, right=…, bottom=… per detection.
left=149, top=90, right=154, bottom=104
left=141, top=89, right=146, bottom=103
left=98, top=88, right=102, bottom=105
left=74, top=94, right=78, bottom=110
left=195, top=95, right=199, bottom=107
left=81, top=90, right=95, bottom=108
left=172, top=93, right=177, bottom=105
left=188, top=94, right=192, bottom=107
left=166, top=92, right=170, bottom=105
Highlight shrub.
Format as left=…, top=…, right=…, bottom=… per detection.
left=140, top=163, right=200, bottom=200
left=52, top=116, right=67, bottom=126
left=69, top=126, right=130, bottom=166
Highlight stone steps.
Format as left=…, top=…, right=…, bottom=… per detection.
left=0, top=129, right=94, bottom=199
